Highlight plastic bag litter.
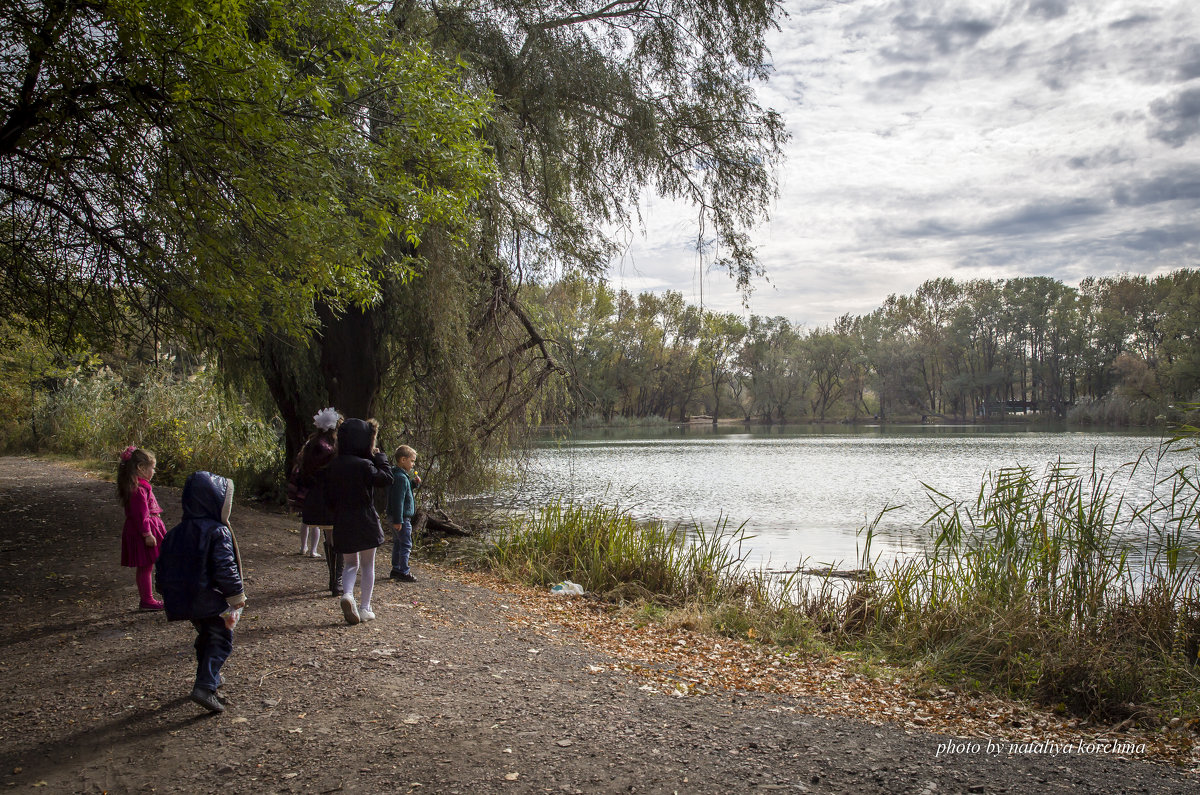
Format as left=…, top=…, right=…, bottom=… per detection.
left=220, top=606, right=244, bottom=630
left=550, top=580, right=584, bottom=596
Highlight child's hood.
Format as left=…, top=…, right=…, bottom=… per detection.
left=337, top=418, right=375, bottom=458
left=181, top=471, right=234, bottom=523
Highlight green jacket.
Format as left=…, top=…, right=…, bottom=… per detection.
left=387, top=466, right=415, bottom=523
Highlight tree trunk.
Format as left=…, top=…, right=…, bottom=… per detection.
left=258, top=301, right=387, bottom=468
left=259, top=332, right=326, bottom=468
left=316, top=302, right=383, bottom=420
left=416, top=508, right=470, bottom=536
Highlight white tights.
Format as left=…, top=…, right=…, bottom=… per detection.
left=299, top=524, right=322, bottom=555
left=341, top=549, right=376, bottom=612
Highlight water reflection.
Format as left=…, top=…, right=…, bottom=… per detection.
left=494, top=424, right=1195, bottom=570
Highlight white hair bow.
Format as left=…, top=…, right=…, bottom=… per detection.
left=313, top=407, right=340, bottom=431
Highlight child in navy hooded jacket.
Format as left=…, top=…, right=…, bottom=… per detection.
left=155, top=471, right=246, bottom=713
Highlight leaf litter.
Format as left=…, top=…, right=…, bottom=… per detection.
left=443, top=567, right=1199, bottom=770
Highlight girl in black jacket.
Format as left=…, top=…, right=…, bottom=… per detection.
left=325, top=418, right=393, bottom=624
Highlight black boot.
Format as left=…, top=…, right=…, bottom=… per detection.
left=325, top=538, right=344, bottom=596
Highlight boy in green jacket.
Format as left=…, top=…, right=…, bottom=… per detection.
left=387, top=444, right=420, bottom=583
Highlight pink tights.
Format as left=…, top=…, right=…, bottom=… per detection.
left=135, top=564, right=156, bottom=605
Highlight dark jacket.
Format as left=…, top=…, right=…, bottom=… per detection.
left=387, top=467, right=416, bottom=524
left=155, top=472, right=245, bottom=621
left=297, top=434, right=336, bottom=526
left=326, top=419, right=393, bottom=554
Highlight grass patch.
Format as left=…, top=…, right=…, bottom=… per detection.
left=486, top=501, right=752, bottom=604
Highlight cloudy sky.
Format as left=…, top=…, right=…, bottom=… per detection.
left=607, top=0, right=1200, bottom=326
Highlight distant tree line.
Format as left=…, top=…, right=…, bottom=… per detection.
left=530, top=270, right=1200, bottom=425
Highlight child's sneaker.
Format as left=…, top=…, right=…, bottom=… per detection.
left=360, top=609, right=376, bottom=621
left=340, top=595, right=360, bottom=625
left=189, top=686, right=225, bottom=713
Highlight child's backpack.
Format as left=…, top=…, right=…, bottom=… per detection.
left=286, top=461, right=306, bottom=509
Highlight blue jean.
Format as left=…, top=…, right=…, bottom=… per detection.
left=191, top=616, right=233, bottom=692
left=390, top=519, right=412, bottom=576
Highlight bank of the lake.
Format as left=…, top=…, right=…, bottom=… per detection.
left=482, top=426, right=1200, bottom=728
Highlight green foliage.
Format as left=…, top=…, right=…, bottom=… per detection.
left=2, top=0, right=493, bottom=347
left=740, top=315, right=808, bottom=423
left=0, top=316, right=101, bottom=449
left=532, top=277, right=759, bottom=424
left=31, top=360, right=281, bottom=495
left=524, top=269, right=1200, bottom=426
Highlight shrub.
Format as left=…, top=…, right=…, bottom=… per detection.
left=32, top=363, right=282, bottom=495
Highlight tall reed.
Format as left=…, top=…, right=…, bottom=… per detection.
left=853, top=448, right=1200, bottom=719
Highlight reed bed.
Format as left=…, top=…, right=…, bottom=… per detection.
left=31, top=364, right=281, bottom=493
left=484, top=441, right=1200, bottom=723
left=852, top=450, right=1200, bottom=720
left=486, top=501, right=755, bottom=605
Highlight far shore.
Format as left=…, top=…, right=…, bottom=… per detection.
left=544, top=413, right=1142, bottom=429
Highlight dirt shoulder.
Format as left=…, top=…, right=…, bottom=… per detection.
left=0, top=456, right=1195, bottom=794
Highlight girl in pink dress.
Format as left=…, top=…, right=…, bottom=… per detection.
left=118, top=445, right=167, bottom=610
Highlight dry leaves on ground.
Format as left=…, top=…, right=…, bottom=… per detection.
left=440, top=565, right=1199, bottom=772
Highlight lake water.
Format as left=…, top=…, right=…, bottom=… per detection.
left=495, top=424, right=1198, bottom=571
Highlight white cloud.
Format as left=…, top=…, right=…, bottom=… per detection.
left=608, top=0, right=1200, bottom=326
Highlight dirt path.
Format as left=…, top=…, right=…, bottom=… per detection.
left=0, top=456, right=1195, bottom=794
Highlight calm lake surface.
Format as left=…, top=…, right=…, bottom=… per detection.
left=496, top=424, right=1197, bottom=570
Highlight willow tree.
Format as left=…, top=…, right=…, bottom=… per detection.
left=2, top=0, right=492, bottom=460
left=5, top=0, right=787, bottom=490
left=318, top=0, right=790, bottom=488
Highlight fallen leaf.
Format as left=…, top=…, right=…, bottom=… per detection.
left=504, top=772, right=519, bottom=781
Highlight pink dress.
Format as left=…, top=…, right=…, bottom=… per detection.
left=121, top=479, right=167, bottom=567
